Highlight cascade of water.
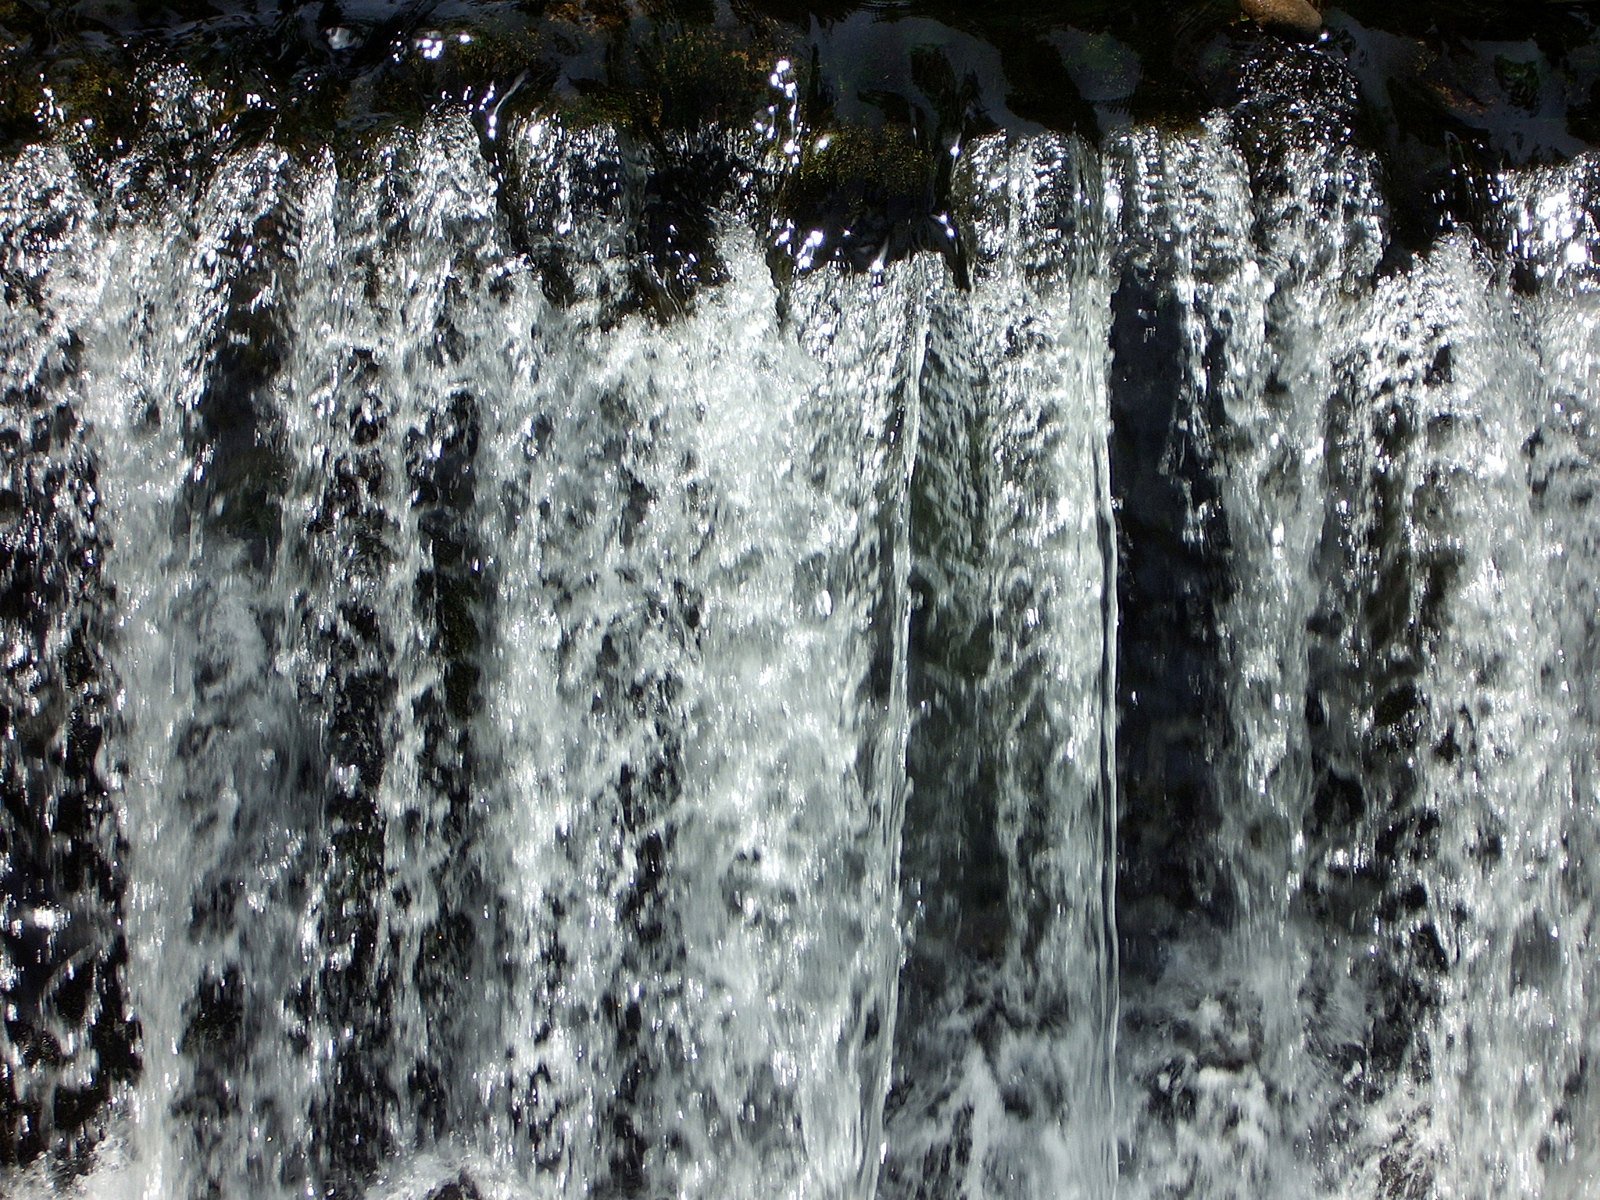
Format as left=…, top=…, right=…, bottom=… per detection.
left=1513, top=158, right=1600, bottom=1198
left=883, top=133, right=1117, bottom=1200
left=0, top=139, right=132, bottom=1175
left=1105, top=49, right=1600, bottom=1200
left=1315, top=216, right=1600, bottom=1199
left=1108, top=55, right=1394, bottom=1197
left=465, top=110, right=923, bottom=1196
left=73, top=136, right=315, bottom=1199
left=280, top=116, right=517, bottom=1193
left=2, top=40, right=1600, bottom=1200
left=1110, top=117, right=1300, bottom=1198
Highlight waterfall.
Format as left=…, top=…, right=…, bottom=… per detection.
left=2, top=24, right=1599, bottom=1200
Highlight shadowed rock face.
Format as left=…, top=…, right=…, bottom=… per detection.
left=1, top=1, right=1595, bottom=279
left=1, top=2, right=1595, bottom=161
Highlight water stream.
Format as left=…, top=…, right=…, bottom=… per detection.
left=3, top=32, right=1599, bottom=1200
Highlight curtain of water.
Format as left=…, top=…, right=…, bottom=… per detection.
left=1, top=56, right=1599, bottom=1200
left=883, top=134, right=1116, bottom=1200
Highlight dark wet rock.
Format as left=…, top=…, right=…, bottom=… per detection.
left=0, top=3, right=1590, bottom=301
left=1241, top=0, right=1323, bottom=38
left=3, top=3, right=1594, bottom=198
left=425, top=1172, right=483, bottom=1200
left=774, top=122, right=954, bottom=276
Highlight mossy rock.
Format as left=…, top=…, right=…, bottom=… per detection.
left=363, top=21, right=556, bottom=137
left=643, top=26, right=774, bottom=132
left=776, top=121, right=948, bottom=271
left=7, top=2, right=1597, bottom=221
left=29, top=54, right=150, bottom=164
left=0, top=49, right=45, bottom=152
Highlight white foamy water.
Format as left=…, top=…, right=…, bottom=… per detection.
left=1, top=68, right=1599, bottom=1200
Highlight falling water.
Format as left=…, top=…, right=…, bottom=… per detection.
left=2, top=29, right=1599, bottom=1200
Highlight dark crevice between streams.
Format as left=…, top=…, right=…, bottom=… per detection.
left=1108, top=252, right=1236, bottom=961
left=884, top=291, right=995, bottom=1197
